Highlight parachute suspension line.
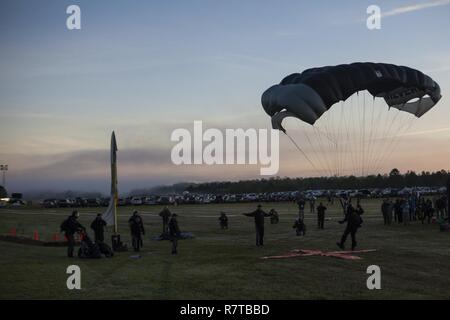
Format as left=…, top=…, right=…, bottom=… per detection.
left=316, top=111, right=331, bottom=175
left=367, top=103, right=395, bottom=173
left=294, top=120, right=329, bottom=176
left=344, top=97, right=354, bottom=176
left=377, top=117, right=415, bottom=174
left=329, top=102, right=340, bottom=176
left=365, top=96, right=376, bottom=175
left=313, top=125, right=335, bottom=177
left=357, top=91, right=364, bottom=176
left=373, top=111, right=416, bottom=174
left=323, top=108, right=338, bottom=176
left=284, top=131, right=322, bottom=176
left=342, top=99, right=352, bottom=176
left=369, top=108, right=402, bottom=173
left=337, top=100, right=345, bottom=176
left=303, top=128, right=329, bottom=175
left=362, top=92, right=367, bottom=176
left=349, top=94, right=359, bottom=175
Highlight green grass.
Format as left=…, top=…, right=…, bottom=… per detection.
left=0, top=199, right=449, bottom=299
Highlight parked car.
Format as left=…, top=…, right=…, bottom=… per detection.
left=57, top=199, right=72, bottom=208
left=86, top=198, right=101, bottom=207
left=130, top=197, right=143, bottom=206
left=143, top=196, right=157, bottom=205
left=11, top=199, right=26, bottom=207
left=158, top=196, right=174, bottom=205
left=42, top=199, right=58, bottom=208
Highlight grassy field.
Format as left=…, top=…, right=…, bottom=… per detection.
left=0, top=199, right=449, bottom=299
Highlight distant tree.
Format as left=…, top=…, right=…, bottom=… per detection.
left=389, top=168, right=400, bottom=177
left=0, top=185, right=7, bottom=198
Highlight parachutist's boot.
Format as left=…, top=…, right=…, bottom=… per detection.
left=336, top=242, right=344, bottom=250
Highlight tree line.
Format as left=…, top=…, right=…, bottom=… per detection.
left=139, top=169, right=450, bottom=195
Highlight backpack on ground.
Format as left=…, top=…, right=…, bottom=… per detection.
left=98, top=242, right=114, bottom=257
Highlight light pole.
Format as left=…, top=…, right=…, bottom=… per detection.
left=0, top=164, right=8, bottom=188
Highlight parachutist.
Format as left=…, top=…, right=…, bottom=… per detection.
left=262, top=62, right=442, bottom=176
left=243, top=204, right=272, bottom=246
left=337, top=203, right=362, bottom=251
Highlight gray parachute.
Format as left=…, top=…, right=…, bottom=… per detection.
left=262, top=62, right=441, bottom=132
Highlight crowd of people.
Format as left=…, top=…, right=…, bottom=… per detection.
left=381, top=194, right=448, bottom=225
left=59, top=193, right=448, bottom=258
left=60, top=206, right=181, bottom=258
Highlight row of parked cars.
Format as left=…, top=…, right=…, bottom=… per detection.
left=40, top=195, right=177, bottom=208
left=37, top=186, right=447, bottom=208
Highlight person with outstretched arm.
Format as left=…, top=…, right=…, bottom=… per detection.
left=336, top=204, right=362, bottom=251
left=243, top=204, right=272, bottom=247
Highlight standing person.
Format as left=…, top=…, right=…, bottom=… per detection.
left=168, top=213, right=181, bottom=254
left=409, top=195, right=417, bottom=221
left=381, top=199, right=390, bottom=225
left=387, top=199, right=394, bottom=225
left=309, top=197, right=316, bottom=214
left=436, top=196, right=446, bottom=219
left=297, top=197, right=306, bottom=220
left=293, top=218, right=306, bottom=236
left=423, top=199, right=434, bottom=224
left=90, top=214, right=107, bottom=243
left=159, top=206, right=172, bottom=234
left=129, top=211, right=145, bottom=252
left=336, top=204, right=362, bottom=251
left=402, top=199, right=410, bottom=225
left=243, top=204, right=272, bottom=247
left=60, top=211, right=85, bottom=258
left=317, top=202, right=327, bottom=229
left=355, top=203, right=364, bottom=226
left=219, top=212, right=228, bottom=229
left=269, top=209, right=279, bottom=224
left=394, top=199, right=403, bottom=223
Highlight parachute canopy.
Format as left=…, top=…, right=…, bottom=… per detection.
left=262, top=62, right=441, bottom=131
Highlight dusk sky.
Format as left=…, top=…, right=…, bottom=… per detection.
left=1, top=0, right=450, bottom=194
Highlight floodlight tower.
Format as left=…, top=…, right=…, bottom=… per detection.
left=447, top=175, right=450, bottom=220
left=0, top=164, right=7, bottom=188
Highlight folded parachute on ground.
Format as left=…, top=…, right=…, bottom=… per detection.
left=262, top=62, right=441, bottom=132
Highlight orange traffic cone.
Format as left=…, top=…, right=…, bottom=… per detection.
left=9, top=228, right=17, bottom=237
left=33, top=230, right=39, bottom=241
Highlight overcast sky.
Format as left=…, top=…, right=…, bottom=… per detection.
left=1, top=0, right=450, bottom=194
